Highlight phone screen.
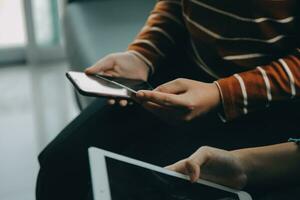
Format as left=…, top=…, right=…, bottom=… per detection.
left=94, top=74, right=152, bottom=93
left=66, top=71, right=152, bottom=98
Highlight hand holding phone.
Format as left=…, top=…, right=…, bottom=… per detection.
left=84, top=52, right=151, bottom=106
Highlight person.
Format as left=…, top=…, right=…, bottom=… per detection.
left=36, top=1, right=300, bottom=199
left=85, top=0, right=300, bottom=123
left=167, top=139, right=300, bottom=199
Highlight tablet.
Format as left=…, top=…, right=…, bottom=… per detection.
left=66, top=71, right=152, bottom=99
left=88, top=147, right=252, bottom=200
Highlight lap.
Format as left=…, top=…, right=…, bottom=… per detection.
left=37, top=99, right=205, bottom=200
left=36, top=98, right=300, bottom=200
left=39, top=99, right=298, bottom=167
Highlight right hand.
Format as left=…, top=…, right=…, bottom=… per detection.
left=85, top=52, right=150, bottom=106
left=166, top=146, right=248, bottom=189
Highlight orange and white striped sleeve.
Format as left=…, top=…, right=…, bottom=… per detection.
left=216, top=48, right=300, bottom=121
left=127, top=0, right=187, bottom=75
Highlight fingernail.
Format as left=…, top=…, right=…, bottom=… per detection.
left=107, top=99, right=116, bottom=105
left=120, top=102, right=128, bottom=107
left=137, top=91, right=145, bottom=98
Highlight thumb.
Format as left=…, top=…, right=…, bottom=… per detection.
left=165, top=159, right=190, bottom=175
left=165, top=159, right=200, bottom=182
left=185, top=159, right=201, bottom=183
left=85, top=55, right=115, bottom=74
left=186, top=148, right=210, bottom=182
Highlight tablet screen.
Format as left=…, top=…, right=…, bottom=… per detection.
left=105, top=157, right=240, bottom=200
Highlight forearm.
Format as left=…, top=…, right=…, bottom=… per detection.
left=216, top=48, right=300, bottom=121
left=232, top=142, right=300, bottom=187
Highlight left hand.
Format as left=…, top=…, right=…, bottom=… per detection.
left=136, top=78, right=221, bottom=122
left=85, top=52, right=150, bottom=107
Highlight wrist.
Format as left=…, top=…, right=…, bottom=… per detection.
left=231, top=150, right=252, bottom=189
left=126, top=51, right=152, bottom=80
left=212, top=81, right=228, bottom=123
left=211, top=82, right=222, bottom=111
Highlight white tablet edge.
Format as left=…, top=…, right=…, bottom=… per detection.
left=88, top=147, right=252, bottom=200
left=89, top=147, right=111, bottom=200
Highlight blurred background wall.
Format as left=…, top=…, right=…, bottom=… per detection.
left=0, top=1, right=79, bottom=200
left=0, top=0, right=155, bottom=199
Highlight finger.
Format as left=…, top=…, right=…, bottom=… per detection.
left=136, top=90, right=183, bottom=107
left=100, top=72, right=113, bottom=77
left=119, top=100, right=128, bottom=107
left=186, top=149, right=210, bottom=182
left=185, top=159, right=201, bottom=183
left=107, top=99, right=116, bottom=105
left=85, top=56, right=115, bottom=74
left=155, top=79, right=187, bottom=94
left=101, top=70, right=120, bottom=77
left=165, top=160, right=190, bottom=175
left=167, top=150, right=208, bottom=183
left=166, top=159, right=200, bottom=182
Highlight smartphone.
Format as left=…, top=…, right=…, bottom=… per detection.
left=66, top=71, right=152, bottom=99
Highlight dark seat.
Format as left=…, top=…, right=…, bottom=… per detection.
left=63, top=0, right=156, bottom=109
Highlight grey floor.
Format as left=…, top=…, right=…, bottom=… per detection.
left=0, top=62, right=79, bottom=200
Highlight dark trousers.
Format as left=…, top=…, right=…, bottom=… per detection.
left=36, top=55, right=300, bottom=200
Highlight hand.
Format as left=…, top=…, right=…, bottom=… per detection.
left=166, top=146, right=248, bottom=189
left=136, top=78, right=221, bottom=122
left=85, top=52, right=150, bottom=106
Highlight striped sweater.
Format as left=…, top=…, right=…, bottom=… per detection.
left=128, top=0, right=300, bottom=121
